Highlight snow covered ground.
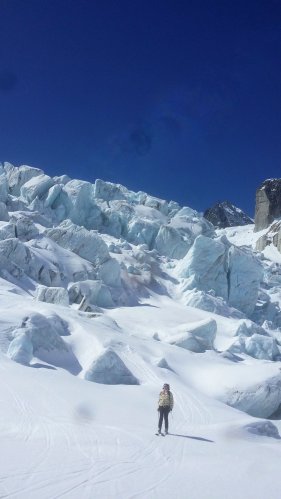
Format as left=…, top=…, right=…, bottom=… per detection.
left=0, top=163, right=281, bottom=498
left=1, top=301, right=281, bottom=499
left=1, top=298, right=281, bottom=499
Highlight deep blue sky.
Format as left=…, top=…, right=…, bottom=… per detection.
left=0, top=0, right=280, bottom=215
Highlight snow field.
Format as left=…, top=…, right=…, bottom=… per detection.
left=0, top=164, right=281, bottom=498
left=1, top=351, right=281, bottom=499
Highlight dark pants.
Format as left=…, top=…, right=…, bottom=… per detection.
left=158, top=407, right=170, bottom=432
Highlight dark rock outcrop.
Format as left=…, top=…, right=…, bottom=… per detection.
left=204, top=201, right=253, bottom=228
left=254, top=179, right=281, bottom=232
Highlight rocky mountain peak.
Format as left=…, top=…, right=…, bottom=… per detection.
left=203, top=200, right=253, bottom=229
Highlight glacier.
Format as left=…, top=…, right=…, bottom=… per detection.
left=177, top=234, right=263, bottom=315
left=0, top=162, right=281, bottom=499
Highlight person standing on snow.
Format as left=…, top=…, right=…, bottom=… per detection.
left=157, top=383, right=174, bottom=435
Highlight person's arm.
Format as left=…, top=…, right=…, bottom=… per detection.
left=157, top=392, right=161, bottom=410
left=169, top=392, right=174, bottom=410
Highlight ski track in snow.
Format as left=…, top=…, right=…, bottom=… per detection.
left=1, top=321, right=281, bottom=499
left=0, top=362, right=214, bottom=499
left=2, top=353, right=280, bottom=499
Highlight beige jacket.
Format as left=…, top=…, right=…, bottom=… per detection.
left=158, top=390, right=174, bottom=409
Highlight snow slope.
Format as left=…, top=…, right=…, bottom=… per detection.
left=0, top=163, right=281, bottom=498
left=1, top=349, right=281, bottom=499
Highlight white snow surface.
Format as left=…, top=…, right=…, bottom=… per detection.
left=0, top=164, right=281, bottom=498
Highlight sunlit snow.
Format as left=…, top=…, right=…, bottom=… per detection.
left=0, top=162, right=281, bottom=499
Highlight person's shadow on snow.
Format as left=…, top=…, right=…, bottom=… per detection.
left=169, top=433, right=214, bottom=443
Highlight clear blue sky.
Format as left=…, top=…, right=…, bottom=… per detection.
left=1, top=0, right=280, bottom=216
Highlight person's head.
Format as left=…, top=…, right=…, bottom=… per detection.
left=163, top=383, right=170, bottom=391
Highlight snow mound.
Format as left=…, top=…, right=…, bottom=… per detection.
left=225, top=374, right=281, bottom=418
left=35, top=285, right=69, bottom=306
left=84, top=349, right=139, bottom=385
left=9, top=213, right=39, bottom=241
left=68, top=280, right=114, bottom=309
left=234, top=321, right=267, bottom=337
left=96, top=258, right=121, bottom=287
left=229, top=333, right=280, bottom=361
left=46, top=219, right=110, bottom=265
left=7, top=331, right=33, bottom=365
left=157, top=358, right=174, bottom=371
left=5, top=163, right=43, bottom=197
left=167, top=318, right=217, bottom=353
left=7, top=313, right=70, bottom=366
left=244, top=421, right=280, bottom=439
left=183, top=289, right=245, bottom=319
left=0, top=237, right=61, bottom=286
left=21, top=173, right=54, bottom=203
left=154, top=225, right=191, bottom=259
